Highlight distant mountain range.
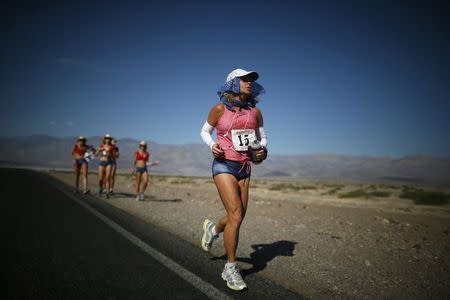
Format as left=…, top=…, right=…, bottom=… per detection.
left=1, top=135, right=449, bottom=186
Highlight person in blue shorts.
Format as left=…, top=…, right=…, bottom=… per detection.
left=132, top=141, right=150, bottom=201
left=96, top=134, right=114, bottom=198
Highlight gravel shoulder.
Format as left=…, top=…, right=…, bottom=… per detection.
left=48, top=170, right=450, bottom=299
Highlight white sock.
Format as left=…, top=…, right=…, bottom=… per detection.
left=211, top=225, right=218, bottom=236
left=225, top=261, right=237, bottom=268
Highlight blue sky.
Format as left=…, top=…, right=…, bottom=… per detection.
left=1, top=1, right=449, bottom=157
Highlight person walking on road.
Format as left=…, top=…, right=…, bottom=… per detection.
left=132, top=141, right=150, bottom=201
left=199, top=68, right=268, bottom=291
left=109, top=138, right=120, bottom=195
left=71, top=136, right=92, bottom=194
left=96, top=134, right=114, bottom=198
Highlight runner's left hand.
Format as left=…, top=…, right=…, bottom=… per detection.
left=255, top=148, right=267, bottom=161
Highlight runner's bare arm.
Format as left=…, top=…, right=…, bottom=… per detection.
left=254, top=107, right=263, bottom=127
left=131, top=156, right=136, bottom=174
left=207, top=103, right=225, bottom=127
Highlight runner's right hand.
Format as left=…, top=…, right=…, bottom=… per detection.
left=211, top=143, right=224, bottom=158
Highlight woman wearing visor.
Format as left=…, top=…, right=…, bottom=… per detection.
left=109, top=138, right=120, bottom=195
left=200, top=68, right=268, bottom=291
left=132, top=141, right=150, bottom=201
left=71, top=136, right=91, bottom=194
left=96, top=134, right=114, bottom=198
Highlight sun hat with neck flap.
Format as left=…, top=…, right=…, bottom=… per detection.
left=218, top=68, right=265, bottom=110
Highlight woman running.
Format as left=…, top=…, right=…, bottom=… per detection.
left=71, top=136, right=91, bottom=194
left=132, top=141, right=150, bottom=201
left=109, top=138, right=120, bottom=195
left=200, top=69, right=268, bottom=291
left=96, top=134, right=114, bottom=198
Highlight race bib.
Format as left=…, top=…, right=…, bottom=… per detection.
left=84, top=150, right=96, bottom=162
left=231, top=129, right=256, bottom=151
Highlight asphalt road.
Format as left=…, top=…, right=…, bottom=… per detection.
left=2, top=168, right=303, bottom=299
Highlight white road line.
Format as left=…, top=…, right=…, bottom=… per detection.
left=53, top=183, right=233, bottom=300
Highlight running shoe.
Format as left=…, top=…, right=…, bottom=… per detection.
left=83, top=189, right=90, bottom=195
left=140, top=194, right=145, bottom=201
left=221, top=262, right=247, bottom=291
left=105, top=192, right=110, bottom=199
left=98, top=189, right=103, bottom=197
left=201, top=219, right=218, bottom=252
left=135, top=195, right=140, bottom=201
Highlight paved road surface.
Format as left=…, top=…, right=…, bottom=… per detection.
left=2, top=169, right=303, bottom=299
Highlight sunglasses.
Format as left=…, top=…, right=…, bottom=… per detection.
left=239, top=76, right=255, bottom=83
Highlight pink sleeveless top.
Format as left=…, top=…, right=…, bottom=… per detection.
left=216, top=106, right=258, bottom=163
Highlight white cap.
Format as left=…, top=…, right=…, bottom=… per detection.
left=139, top=140, right=147, bottom=146
left=77, top=136, right=86, bottom=141
left=226, top=68, right=259, bottom=82
left=104, top=133, right=112, bottom=139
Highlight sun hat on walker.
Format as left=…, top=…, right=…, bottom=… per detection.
left=77, top=136, right=86, bottom=141
left=102, top=134, right=112, bottom=144
left=139, top=141, right=147, bottom=146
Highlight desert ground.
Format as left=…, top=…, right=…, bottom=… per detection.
left=48, top=170, right=450, bottom=299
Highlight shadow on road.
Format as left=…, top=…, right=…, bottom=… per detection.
left=212, top=240, right=297, bottom=277
left=113, top=192, right=136, bottom=197
left=147, top=198, right=182, bottom=203
left=111, top=192, right=182, bottom=202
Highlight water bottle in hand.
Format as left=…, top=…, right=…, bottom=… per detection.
left=248, top=139, right=263, bottom=164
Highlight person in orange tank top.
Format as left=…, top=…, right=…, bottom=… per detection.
left=132, top=141, right=150, bottom=201
left=109, top=138, right=119, bottom=195
left=95, top=134, right=114, bottom=198
left=71, top=136, right=92, bottom=194
left=199, top=69, right=268, bottom=291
